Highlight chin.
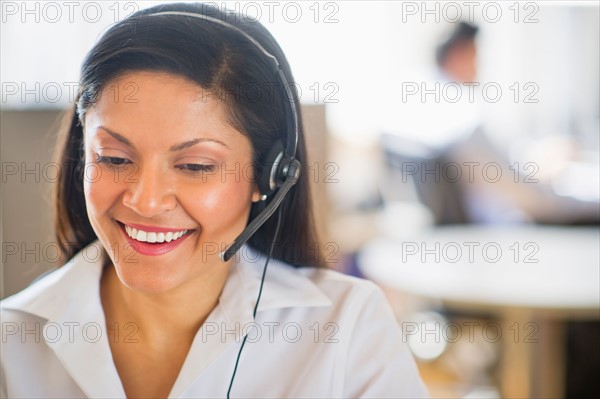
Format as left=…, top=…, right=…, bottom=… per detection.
left=113, top=262, right=186, bottom=294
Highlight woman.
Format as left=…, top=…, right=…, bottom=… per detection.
left=1, top=3, right=427, bottom=398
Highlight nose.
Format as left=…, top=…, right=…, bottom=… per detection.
left=122, top=163, right=177, bottom=217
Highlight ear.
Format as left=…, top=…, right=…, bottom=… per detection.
left=251, top=184, right=262, bottom=203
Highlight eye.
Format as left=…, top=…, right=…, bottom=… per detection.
left=176, top=164, right=217, bottom=173
left=96, top=155, right=132, bottom=166
left=96, top=154, right=132, bottom=168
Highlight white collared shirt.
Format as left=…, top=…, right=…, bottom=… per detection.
left=1, top=241, right=428, bottom=398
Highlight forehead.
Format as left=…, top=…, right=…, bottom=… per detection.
left=92, top=71, right=223, bottom=122
left=84, top=71, right=243, bottom=145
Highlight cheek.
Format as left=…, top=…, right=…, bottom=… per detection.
left=182, top=179, right=253, bottom=232
left=199, top=188, right=223, bottom=210
left=83, top=169, right=121, bottom=220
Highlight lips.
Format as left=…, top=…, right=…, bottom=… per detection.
left=117, top=221, right=194, bottom=256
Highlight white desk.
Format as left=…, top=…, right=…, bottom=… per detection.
left=358, top=226, right=600, bottom=398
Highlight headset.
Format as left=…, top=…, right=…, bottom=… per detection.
left=148, top=10, right=301, bottom=398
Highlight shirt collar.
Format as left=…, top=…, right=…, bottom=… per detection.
left=1, top=241, right=332, bottom=322
left=228, top=244, right=332, bottom=314
left=0, top=240, right=106, bottom=322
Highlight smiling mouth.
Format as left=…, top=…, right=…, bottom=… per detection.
left=117, top=222, right=193, bottom=244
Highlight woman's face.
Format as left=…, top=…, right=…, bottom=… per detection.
left=83, top=71, right=260, bottom=293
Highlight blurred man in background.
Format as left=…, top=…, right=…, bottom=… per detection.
left=384, top=21, right=600, bottom=225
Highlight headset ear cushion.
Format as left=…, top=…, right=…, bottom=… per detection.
left=257, top=140, right=285, bottom=196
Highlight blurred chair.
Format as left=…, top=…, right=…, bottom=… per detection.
left=379, top=132, right=471, bottom=225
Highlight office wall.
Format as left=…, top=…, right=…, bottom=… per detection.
left=1, top=110, right=66, bottom=298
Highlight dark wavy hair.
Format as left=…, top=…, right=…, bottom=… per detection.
left=53, top=2, right=323, bottom=267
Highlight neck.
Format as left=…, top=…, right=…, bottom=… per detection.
left=100, top=261, right=232, bottom=347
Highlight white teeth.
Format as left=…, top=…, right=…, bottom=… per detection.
left=123, top=224, right=188, bottom=243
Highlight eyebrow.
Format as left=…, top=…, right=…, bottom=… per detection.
left=97, top=126, right=230, bottom=151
